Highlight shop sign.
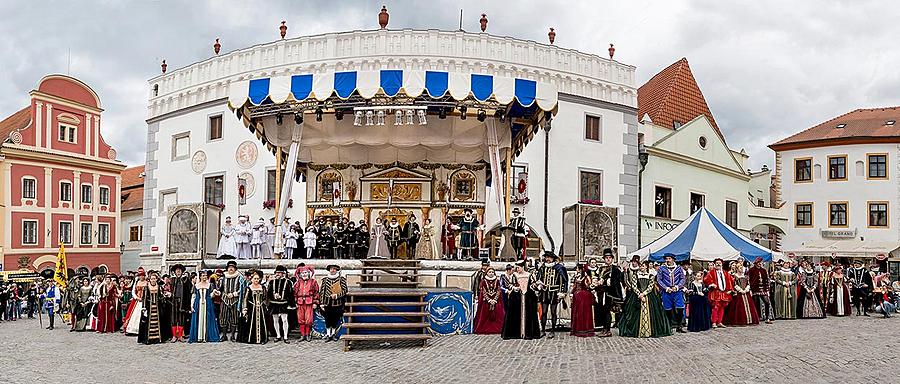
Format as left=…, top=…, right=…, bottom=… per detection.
left=820, top=229, right=857, bottom=239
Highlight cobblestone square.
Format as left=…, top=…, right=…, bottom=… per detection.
left=0, top=315, right=895, bottom=383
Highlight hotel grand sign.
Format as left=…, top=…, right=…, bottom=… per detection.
left=820, top=228, right=857, bottom=239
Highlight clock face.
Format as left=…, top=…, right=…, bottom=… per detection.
left=191, top=151, right=207, bottom=174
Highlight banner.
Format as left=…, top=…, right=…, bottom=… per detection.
left=54, top=244, right=68, bottom=289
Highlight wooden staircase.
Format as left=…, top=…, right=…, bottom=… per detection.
left=341, top=259, right=431, bottom=351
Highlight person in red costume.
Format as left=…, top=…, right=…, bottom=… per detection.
left=473, top=267, right=505, bottom=334
left=703, top=258, right=734, bottom=328
left=96, top=274, right=119, bottom=333
left=293, top=265, right=319, bottom=342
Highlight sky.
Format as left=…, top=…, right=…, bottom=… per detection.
left=1, top=0, right=898, bottom=169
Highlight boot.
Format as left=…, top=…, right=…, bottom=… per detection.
left=675, top=309, right=686, bottom=333
left=666, top=309, right=675, bottom=330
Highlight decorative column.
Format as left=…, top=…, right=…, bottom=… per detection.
left=45, top=104, right=53, bottom=149
left=93, top=116, right=100, bottom=157
left=34, top=102, right=43, bottom=147
left=93, top=173, right=100, bottom=248
left=84, top=113, right=92, bottom=156
left=362, top=206, right=372, bottom=226
left=73, top=171, right=81, bottom=249
left=43, top=168, right=52, bottom=248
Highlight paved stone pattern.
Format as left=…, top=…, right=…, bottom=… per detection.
left=0, top=315, right=895, bottom=383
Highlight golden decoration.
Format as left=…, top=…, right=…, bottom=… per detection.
left=371, top=183, right=422, bottom=201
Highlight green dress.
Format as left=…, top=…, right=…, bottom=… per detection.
left=619, top=268, right=672, bottom=338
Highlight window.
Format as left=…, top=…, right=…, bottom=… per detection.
left=869, top=202, right=888, bottom=228
left=159, top=189, right=177, bottom=212
left=690, top=192, right=705, bottom=214
left=80, top=223, right=93, bottom=245
left=725, top=200, right=738, bottom=229
left=654, top=186, right=672, bottom=218
left=204, top=175, right=224, bottom=205
left=828, top=155, right=847, bottom=180
left=209, top=115, right=223, bottom=141
left=796, top=203, right=813, bottom=227
left=129, top=225, right=143, bottom=242
left=266, top=169, right=280, bottom=201
left=757, top=198, right=765, bottom=207
left=698, top=136, right=708, bottom=149
left=59, top=222, right=72, bottom=245
left=172, top=132, right=190, bottom=161
left=98, top=223, right=110, bottom=245
left=81, top=184, right=92, bottom=203
left=58, top=124, right=76, bottom=143
left=829, top=202, right=848, bottom=227
left=584, top=115, right=601, bottom=141
left=99, top=186, right=110, bottom=205
left=579, top=170, right=602, bottom=202
left=868, top=154, right=887, bottom=179
left=22, top=220, right=38, bottom=245
left=795, top=158, right=812, bottom=182
left=22, top=178, right=36, bottom=199
left=59, top=182, right=72, bottom=202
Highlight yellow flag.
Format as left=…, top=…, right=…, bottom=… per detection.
left=54, top=243, right=68, bottom=289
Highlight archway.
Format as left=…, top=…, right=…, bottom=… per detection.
left=750, top=223, right=785, bottom=252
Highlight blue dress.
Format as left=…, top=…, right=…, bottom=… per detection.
left=188, top=284, right=221, bottom=343
left=686, top=281, right=712, bottom=332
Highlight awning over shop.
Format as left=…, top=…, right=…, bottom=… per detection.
left=228, top=70, right=558, bottom=112
left=786, top=239, right=900, bottom=259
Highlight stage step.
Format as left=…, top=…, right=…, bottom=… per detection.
left=361, top=266, right=422, bottom=270
left=341, top=334, right=431, bottom=351
left=345, top=301, right=426, bottom=307
left=346, top=312, right=428, bottom=317
left=359, top=272, right=420, bottom=280
left=343, top=322, right=430, bottom=329
left=347, top=290, right=426, bottom=297
left=358, top=281, right=422, bottom=288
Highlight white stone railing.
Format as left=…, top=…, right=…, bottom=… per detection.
left=147, top=29, right=637, bottom=119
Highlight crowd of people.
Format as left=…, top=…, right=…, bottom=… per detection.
left=0, top=280, right=42, bottom=323
left=471, top=249, right=900, bottom=340
left=20, top=261, right=349, bottom=345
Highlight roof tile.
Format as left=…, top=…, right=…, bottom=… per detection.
left=770, top=107, right=900, bottom=149
left=637, top=58, right=720, bottom=135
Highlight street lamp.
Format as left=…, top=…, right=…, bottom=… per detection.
left=119, top=242, right=125, bottom=254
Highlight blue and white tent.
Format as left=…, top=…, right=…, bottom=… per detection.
left=630, top=207, right=776, bottom=263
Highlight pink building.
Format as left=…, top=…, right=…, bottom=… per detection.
left=0, top=74, right=125, bottom=274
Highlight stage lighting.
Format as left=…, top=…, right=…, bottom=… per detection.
left=438, top=108, right=447, bottom=119
left=315, top=107, right=323, bottom=122
left=459, top=105, right=467, bottom=120
left=494, top=110, right=505, bottom=122
left=275, top=113, right=283, bottom=125
left=477, top=109, right=486, bottom=122
left=294, top=112, right=303, bottom=125
left=335, top=110, right=344, bottom=121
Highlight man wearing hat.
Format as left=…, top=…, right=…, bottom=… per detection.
left=471, top=258, right=492, bottom=295
left=498, top=264, right=515, bottom=311
left=509, top=207, right=528, bottom=260
left=218, top=260, right=244, bottom=341
left=168, top=264, right=192, bottom=342
left=385, top=217, right=403, bottom=259
left=847, top=260, right=873, bottom=316
left=319, top=264, right=348, bottom=341
left=268, top=265, right=294, bottom=343
left=403, top=214, right=421, bottom=260
left=594, top=248, right=624, bottom=335
left=452, top=208, right=482, bottom=260
left=748, top=257, right=774, bottom=323
left=657, top=254, right=686, bottom=333
left=536, top=251, right=568, bottom=338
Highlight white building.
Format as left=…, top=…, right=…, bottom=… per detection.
left=770, top=106, right=900, bottom=278
left=142, top=27, right=640, bottom=261
left=120, top=165, right=144, bottom=272
left=637, top=58, right=786, bottom=249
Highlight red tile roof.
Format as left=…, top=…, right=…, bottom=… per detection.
left=120, top=166, right=144, bottom=212
left=121, top=165, right=145, bottom=189
left=0, top=107, right=31, bottom=143
left=770, top=107, right=900, bottom=150
left=638, top=58, right=720, bottom=135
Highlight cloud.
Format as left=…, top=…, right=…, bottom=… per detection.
left=0, top=1, right=897, bottom=169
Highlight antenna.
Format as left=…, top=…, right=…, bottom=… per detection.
left=459, top=9, right=463, bottom=31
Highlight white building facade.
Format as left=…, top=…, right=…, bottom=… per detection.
left=142, top=28, right=640, bottom=259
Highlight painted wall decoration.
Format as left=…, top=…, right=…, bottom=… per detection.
left=235, top=140, right=258, bottom=169
left=191, top=150, right=207, bottom=174
left=425, top=291, right=473, bottom=335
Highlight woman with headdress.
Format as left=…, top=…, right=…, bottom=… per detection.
left=619, top=258, right=671, bottom=338
left=501, top=260, right=542, bottom=339
left=319, top=264, right=348, bottom=341
left=415, top=218, right=441, bottom=260
left=188, top=270, right=221, bottom=343
left=724, top=261, right=759, bottom=326
left=71, top=277, right=93, bottom=332
left=239, top=270, right=269, bottom=344
left=773, top=260, right=797, bottom=319
left=367, top=217, right=391, bottom=258
left=293, top=265, right=319, bottom=342
left=96, top=274, right=119, bottom=333
left=797, top=259, right=826, bottom=319
left=123, top=268, right=148, bottom=335
left=569, top=264, right=595, bottom=337
left=828, top=264, right=852, bottom=316
left=474, top=267, right=505, bottom=334
left=138, top=271, right=172, bottom=345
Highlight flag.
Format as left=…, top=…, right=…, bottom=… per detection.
left=54, top=243, right=68, bottom=289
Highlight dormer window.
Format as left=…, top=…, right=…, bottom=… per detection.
left=58, top=123, right=77, bottom=143
left=886, top=120, right=896, bottom=126
left=836, top=123, right=847, bottom=129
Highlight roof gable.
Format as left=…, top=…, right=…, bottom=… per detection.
left=638, top=58, right=720, bottom=135
left=652, top=114, right=745, bottom=176
left=0, top=107, right=31, bottom=144
left=770, top=106, right=900, bottom=150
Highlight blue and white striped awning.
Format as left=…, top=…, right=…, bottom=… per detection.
left=228, top=70, right=558, bottom=112
left=630, top=208, right=776, bottom=263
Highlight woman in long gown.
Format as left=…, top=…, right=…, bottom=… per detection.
left=685, top=271, right=712, bottom=332
left=367, top=218, right=391, bottom=258
left=724, top=264, right=759, bottom=326
left=828, top=265, right=852, bottom=316
left=138, top=271, right=172, bottom=345
left=501, top=261, right=542, bottom=339
left=123, top=271, right=147, bottom=335
left=569, top=264, right=595, bottom=337
left=239, top=270, right=268, bottom=344
left=473, top=268, right=505, bottom=334
left=797, top=260, right=825, bottom=319
left=188, top=271, right=220, bottom=343
left=773, top=261, right=797, bottom=320
left=619, top=260, right=671, bottom=338
left=415, top=219, right=441, bottom=260
left=96, top=275, right=119, bottom=333
left=217, top=217, right=237, bottom=258
left=72, top=277, right=93, bottom=332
